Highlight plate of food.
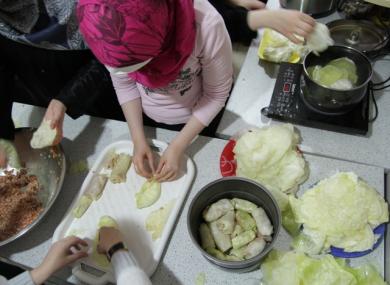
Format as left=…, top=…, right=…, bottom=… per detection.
left=53, top=140, right=195, bottom=285
left=0, top=127, right=66, bottom=246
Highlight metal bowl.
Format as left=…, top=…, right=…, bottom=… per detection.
left=0, top=128, right=66, bottom=246
left=187, top=177, right=281, bottom=272
left=302, top=45, right=372, bottom=114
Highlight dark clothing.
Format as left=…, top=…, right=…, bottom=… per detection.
left=209, top=0, right=257, bottom=45
left=143, top=102, right=226, bottom=138
left=209, top=0, right=267, bottom=46
left=0, top=35, right=123, bottom=140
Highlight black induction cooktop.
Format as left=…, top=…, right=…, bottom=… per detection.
left=261, top=62, right=370, bottom=135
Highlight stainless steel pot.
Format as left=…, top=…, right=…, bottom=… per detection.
left=302, top=45, right=372, bottom=115
left=280, top=0, right=336, bottom=17
left=187, top=177, right=281, bottom=272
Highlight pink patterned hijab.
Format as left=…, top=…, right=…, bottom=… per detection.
left=77, top=0, right=196, bottom=88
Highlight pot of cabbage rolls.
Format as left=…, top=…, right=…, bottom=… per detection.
left=187, top=177, right=281, bottom=272
left=302, top=45, right=372, bottom=114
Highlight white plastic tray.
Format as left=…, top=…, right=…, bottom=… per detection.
left=53, top=140, right=195, bottom=285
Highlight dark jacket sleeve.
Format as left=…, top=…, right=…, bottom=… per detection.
left=209, top=0, right=258, bottom=46
left=0, top=63, right=15, bottom=140
left=55, top=59, right=112, bottom=119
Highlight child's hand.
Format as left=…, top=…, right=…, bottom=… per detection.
left=155, top=143, right=183, bottom=182
left=266, top=10, right=315, bottom=43
left=43, top=99, right=66, bottom=145
left=133, top=140, right=155, bottom=179
left=30, top=236, right=88, bottom=285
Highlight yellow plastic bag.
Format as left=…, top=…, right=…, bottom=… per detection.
left=258, top=28, right=302, bottom=63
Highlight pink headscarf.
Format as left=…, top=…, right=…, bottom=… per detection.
left=77, top=0, right=196, bottom=89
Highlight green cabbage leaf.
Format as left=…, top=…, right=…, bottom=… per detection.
left=289, top=172, right=388, bottom=253
left=261, top=250, right=387, bottom=285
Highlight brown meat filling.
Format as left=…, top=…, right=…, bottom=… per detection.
left=0, top=169, right=43, bottom=241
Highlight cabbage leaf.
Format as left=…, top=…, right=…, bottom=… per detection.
left=261, top=250, right=387, bottom=285
left=290, top=172, right=388, bottom=253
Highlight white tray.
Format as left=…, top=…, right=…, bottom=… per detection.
left=53, top=140, right=195, bottom=285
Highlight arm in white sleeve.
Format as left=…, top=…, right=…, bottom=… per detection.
left=111, top=250, right=152, bottom=285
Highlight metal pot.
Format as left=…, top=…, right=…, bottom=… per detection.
left=187, top=177, right=281, bottom=272
left=280, top=0, right=336, bottom=18
left=302, top=45, right=372, bottom=115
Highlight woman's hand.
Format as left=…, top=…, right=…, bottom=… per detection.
left=30, top=236, right=88, bottom=285
left=248, top=9, right=315, bottom=43
left=43, top=99, right=66, bottom=145
left=265, top=10, right=315, bottom=43
left=154, top=141, right=184, bottom=182
left=98, top=227, right=124, bottom=254
left=133, top=140, right=155, bottom=179
left=0, top=146, right=7, bottom=168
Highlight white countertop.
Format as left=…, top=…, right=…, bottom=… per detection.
left=216, top=3, right=390, bottom=171
left=1, top=103, right=387, bottom=284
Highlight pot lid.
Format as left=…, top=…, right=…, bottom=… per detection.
left=327, top=20, right=388, bottom=52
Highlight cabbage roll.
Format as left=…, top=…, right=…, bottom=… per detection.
left=232, top=198, right=258, bottom=213
left=206, top=248, right=242, bottom=261
left=109, top=153, right=132, bottom=183
left=245, top=238, right=266, bottom=259
left=203, top=199, right=234, bottom=222
left=232, top=230, right=256, bottom=249
left=72, top=194, right=93, bottom=218
left=209, top=221, right=232, bottom=252
left=252, top=207, right=273, bottom=236
left=199, top=223, right=215, bottom=250
left=225, top=255, right=242, bottom=261
left=230, top=247, right=247, bottom=259
left=231, top=224, right=244, bottom=238
left=236, top=210, right=257, bottom=231
left=88, top=174, right=108, bottom=200
left=216, top=210, right=235, bottom=234
left=206, top=248, right=226, bottom=260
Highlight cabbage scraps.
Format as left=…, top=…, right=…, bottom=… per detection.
left=234, top=124, right=308, bottom=196
left=289, top=172, right=389, bottom=253
left=261, top=250, right=387, bottom=285
left=306, top=23, right=334, bottom=55
left=308, top=57, right=358, bottom=90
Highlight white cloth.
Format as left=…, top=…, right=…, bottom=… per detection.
left=111, top=250, right=151, bottom=285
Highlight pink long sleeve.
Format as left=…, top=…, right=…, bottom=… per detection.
left=110, top=72, right=141, bottom=105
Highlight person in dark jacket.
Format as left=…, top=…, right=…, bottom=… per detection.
left=209, top=0, right=316, bottom=45
left=0, top=0, right=121, bottom=166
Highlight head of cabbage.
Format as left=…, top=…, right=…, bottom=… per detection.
left=233, top=124, right=308, bottom=196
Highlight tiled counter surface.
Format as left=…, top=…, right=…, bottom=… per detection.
left=0, top=103, right=387, bottom=284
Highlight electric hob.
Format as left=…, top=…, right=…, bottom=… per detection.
left=261, top=62, right=370, bottom=135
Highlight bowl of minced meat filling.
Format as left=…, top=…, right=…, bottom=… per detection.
left=0, top=169, right=43, bottom=241
left=0, top=128, right=66, bottom=246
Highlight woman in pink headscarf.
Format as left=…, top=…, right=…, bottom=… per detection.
left=78, top=0, right=233, bottom=182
